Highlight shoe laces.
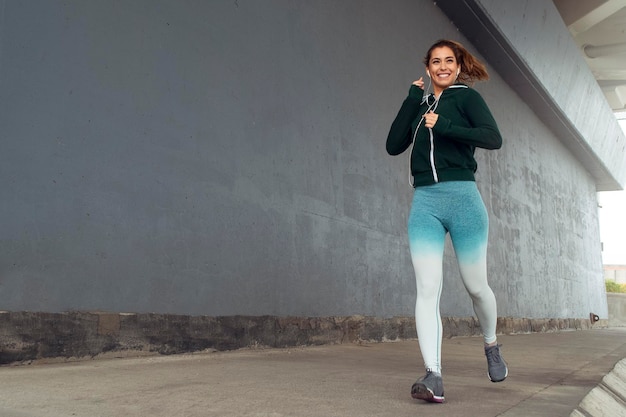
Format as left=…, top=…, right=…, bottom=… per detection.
left=485, top=344, right=502, bottom=363
left=423, top=369, right=441, bottom=380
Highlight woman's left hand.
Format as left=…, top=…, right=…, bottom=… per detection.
left=423, top=111, right=439, bottom=128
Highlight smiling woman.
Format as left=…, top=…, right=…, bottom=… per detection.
left=386, top=39, right=506, bottom=404
left=425, top=47, right=461, bottom=95
left=422, top=39, right=489, bottom=97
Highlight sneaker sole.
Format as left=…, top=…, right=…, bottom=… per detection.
left=488, top=367, right=509, bottom=383
left=411, top=383, right=444, bottom=403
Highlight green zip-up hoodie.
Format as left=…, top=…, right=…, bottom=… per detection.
left=386, top=84, right=502, bottom=187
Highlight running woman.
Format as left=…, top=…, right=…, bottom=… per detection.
left=386, top=39, right=508, bottom=403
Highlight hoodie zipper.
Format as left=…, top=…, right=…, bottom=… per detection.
left=408, top=97, right=437, bottom=187
left=421, top=85, right=467, bottom=185
left=428, top=99, right=441, bottom=183
left=428, top=128, right=438, bottom=183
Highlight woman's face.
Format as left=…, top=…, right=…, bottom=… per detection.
left=426, top=46, right=459, bottom=93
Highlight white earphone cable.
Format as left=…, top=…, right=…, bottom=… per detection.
left=408, top=79, right=437, bottom=187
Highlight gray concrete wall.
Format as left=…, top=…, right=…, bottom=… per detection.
left=471, top=0, right=626, bottom=191
left=0, top=0, right=609, bottom=320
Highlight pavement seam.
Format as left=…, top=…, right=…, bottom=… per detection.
left=571, top=358, right=626, bottom=417
left=499, top=333, right=626, bottom=417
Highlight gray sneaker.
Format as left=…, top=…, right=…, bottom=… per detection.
left=485, top=344, right=508, bottom=382
left=411, top=370, right=445, bottom=403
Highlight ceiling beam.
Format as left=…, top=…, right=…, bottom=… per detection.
left=552, top=0, right=606, bottom=25
left=569, top=0, right=626, bottom=37
left=584, top=41, right=626, bottom=58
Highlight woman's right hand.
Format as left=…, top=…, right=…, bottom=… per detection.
left=412, top=77, right=424, bottom=89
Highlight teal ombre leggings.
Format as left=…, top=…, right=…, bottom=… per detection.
left=408, top=181, right=498, bottom=374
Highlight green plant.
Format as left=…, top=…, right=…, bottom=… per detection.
left=605, top=280, right=626, bottom=293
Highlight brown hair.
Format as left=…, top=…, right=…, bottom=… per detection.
left=423, top=39, right=489, bottom=85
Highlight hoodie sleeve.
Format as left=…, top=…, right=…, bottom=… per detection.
left=432, top=89, right=502, bottom=150
left=386, top=85, right=423, bottom=155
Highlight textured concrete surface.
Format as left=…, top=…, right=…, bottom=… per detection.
left=0, top=311, right=604, bottom=365
left=608, top=293, right=626, bottom=328
left=438, top=0, right=626, bottom=191
left=0, top=0, right=611, bottom=323
left=571, top=358, right=626, bottom=417
left=0, top=329, right=624, bottom=417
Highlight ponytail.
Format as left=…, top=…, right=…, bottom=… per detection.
left=423, top=39, right=489, bottom=85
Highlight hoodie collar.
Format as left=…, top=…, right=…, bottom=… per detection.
left=421, top=83, right=468, bottom=104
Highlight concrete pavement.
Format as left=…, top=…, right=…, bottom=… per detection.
left=0, top=328, right=624, bottom=417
